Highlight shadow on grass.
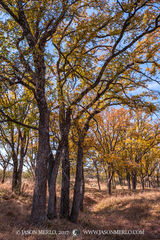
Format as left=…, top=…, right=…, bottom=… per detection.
left=94, top=196, right=160, bottom=221
left=79, top=215, right=153, bottom=240
left=79, top=190, right=160, bottom=240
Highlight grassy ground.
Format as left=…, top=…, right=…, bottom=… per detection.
left=0, top=179, right=160, bottom=240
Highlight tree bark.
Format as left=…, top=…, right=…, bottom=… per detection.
left=47, top=152, right=57, bottom=219
left=118, top=173, right=123, bottom=186
left=69, top=117, right=91, bottom=223
left=60, top=109, right=71, bottom=219
left=107, top=178, right=112, bottom=195
left=11, top=129, right=28, bottom=195
left=80, top=161, right=85, bottom=212
left=126, top=172, right=131, bottom=190
left=12, top=153, right=19, bottom=193
left=141, top=177, right=145, bottom=190
left=17, top=131, right=27, bottom=194
left=112, top=176, right=116, bottom=189
left=31, top=88, right=50, bottom=222
left=157, top=172, right=160, bottom=187
left=148, top=177, right=151, bottom=188
left=60, top=140, right=70, bottom=218
left=1, top=166, right=7, bottom=183
left=70, top=139, right=84, bottom=223
left=93, top=159, right=101, bottom=190
left=47, top=142, right=62, bottom=219
left=107, top=167, right=114, bottom=195
left=12, top=156, right=24, bottom=194
left=131, top=170, right=137, bottom=190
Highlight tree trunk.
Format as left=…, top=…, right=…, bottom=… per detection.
left=148, top=177, right=151, bottom=188
left=12, top=153, right=18, bottom=192
left=31, top=90, right=50, bottom=223
left=17, top=133, right=26, bottom=194
left=93, top=159, right=101, bottom=190
left=80, top=161, right=85, bottom=212
left=12, top=131, right=27, bottom=194
left=118, top=174, right=123, bottom=186
left=47, top=152, right=57, bottom=219
left=60, top=137, right=70, bottom=218
left=107, top=178, right=112, bottom=195
left=70, top=139, right=83, bottom=223
left=146, top=177, right=149, bottom=187
left=47, top=142, right=62, bottom=219
left=1, top=166, right=7, bottom=184
left=107, top=167, right=114, bottom=195
left=126, top=172, right=131, bottom=190
left=157, top=172, right=160, bottom=187
left=132, top=171, right=137, bottom=190
left=141, top=177, right=145, bottom=190
left=60, top=109, right=71, bottom=219
left=112, top=176, right=116, bottom=189
left=15, top=167, right=23, bottom=195
left=12, top=155, right=24, bottom=194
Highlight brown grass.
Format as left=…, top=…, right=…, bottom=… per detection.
left=0, top=179, right=160, bottom=240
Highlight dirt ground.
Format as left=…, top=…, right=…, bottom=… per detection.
left=0, top=179, right=160, bottom=240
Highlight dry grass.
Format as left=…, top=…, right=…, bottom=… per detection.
left=0, top=179, right=160, bottom=240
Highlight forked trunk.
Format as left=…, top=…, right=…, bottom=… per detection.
left=47, top=143, right=62, bottom=219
